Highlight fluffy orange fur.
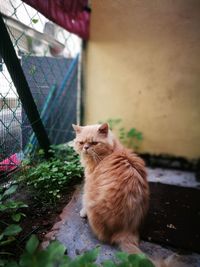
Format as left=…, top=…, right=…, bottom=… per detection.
left=72, top=123, right=182, bottom=267
left=72, top=123, right=149, bottom=251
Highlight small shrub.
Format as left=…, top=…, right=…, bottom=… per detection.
left=1, top=235, right=155, bottom=267
left=19, top=144, right=83, bottom=204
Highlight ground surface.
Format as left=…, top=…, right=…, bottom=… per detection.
left=47, top=168, right=200, bottom=266
left=1, top=177, right=80, bottom=257
left=142, top=183, right=200, bottom=253
left=4, top=167, right=200, bottom=265
left=143, top=168, right=200, bottom=253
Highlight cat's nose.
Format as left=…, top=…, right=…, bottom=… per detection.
left=83, top=144, right=90, bottom=150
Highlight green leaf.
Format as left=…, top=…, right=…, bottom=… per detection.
left=5, top=201, right=28, bottom=209
left=0, top=236, right=16, bottom=246
left=12, top=213, right=21, bottom=222
left=5, top=201, right=18, bottom=209
left=102, top=260, right=115, bottom=267
left=0, top=259, right=5, bottom=266
left=0, top=204, right=7, bottom=211
left=115, top=251, right=128, bottom=261
left=4, top=261, right=19, bottom=267
left=128, top=254, right=151, bottom=267
left=136, top=132, right=143, bottom=141
left=139, top=258, right=155, bottom=267
left=78, top=247, right=100, bottom=264
left=0, top=259, right=18, bottom=267
left=3, top=225, right=22, bottom=236
left=128, top=254, right=139, bottom=264
left=38, top=149, right=44, bottom=155
left=26, top=235, right=39, bottom=254
left=127, top=128, right=136, bottom=137
left=19, top=252, right=35, bottom=267
left=47, top=241, right=66, bottom=260
left=32, top=19, right=39, bottom=24
left=3, top=185, right=18, bottom=197
left=17, top=202, right=28, bottom=208
left=0, top=233, right=4, bottom=241
left=0, top=251, right=14, bottom=256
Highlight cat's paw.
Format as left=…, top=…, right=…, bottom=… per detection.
left=80, top=208, right=87, bottom=218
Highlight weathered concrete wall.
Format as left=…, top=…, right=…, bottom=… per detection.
left=85, top=0, right=200, bottom=159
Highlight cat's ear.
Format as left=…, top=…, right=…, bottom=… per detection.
left=98, top=123, right=109, bottom=136
left=72, top=124, right=82, bottom=134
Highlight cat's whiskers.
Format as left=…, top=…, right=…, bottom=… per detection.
left=91, top=149, right=103, bottom=163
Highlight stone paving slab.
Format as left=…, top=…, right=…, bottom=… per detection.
left=147, top=168, right=200, bottom=188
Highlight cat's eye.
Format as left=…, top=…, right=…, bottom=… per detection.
left=79, top=141, right=84, bottom=145
left=91, top=141, right=98, bottom=145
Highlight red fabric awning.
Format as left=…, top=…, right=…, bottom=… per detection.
left=22, top=0, right=90, bottom=39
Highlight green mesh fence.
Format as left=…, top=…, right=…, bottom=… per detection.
left=0, top=0, right=82, bottom=177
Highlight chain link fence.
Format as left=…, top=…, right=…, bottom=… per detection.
left=0, top=0, right=82, bottom=177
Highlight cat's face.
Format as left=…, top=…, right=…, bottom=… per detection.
left=72, top=123, right=114, bottom=160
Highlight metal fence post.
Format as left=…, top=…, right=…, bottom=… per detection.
left=0, top=13, right=51, bottom=158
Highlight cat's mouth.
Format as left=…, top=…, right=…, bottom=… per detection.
left=82, top=149, right=101, bottom=160
left=82, top=149, right=91, bottom=156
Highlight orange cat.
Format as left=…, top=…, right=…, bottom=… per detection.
left=72, top=123, right=149, bottom=250
left=72, top=123, right=179, bottom=267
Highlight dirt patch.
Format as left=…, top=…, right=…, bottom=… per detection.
left=141, top=183, right=200, bottom=253
left=1, top=177, right=80, bottom=258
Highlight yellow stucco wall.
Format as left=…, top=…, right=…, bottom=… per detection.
left=84, top=0, right=200, bottom=159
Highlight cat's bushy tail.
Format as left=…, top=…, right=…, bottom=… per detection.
left=111, top=232, right=182, bottom=267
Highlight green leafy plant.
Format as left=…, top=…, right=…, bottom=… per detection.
left=19, top=144, right=83, bottom=204
left=31, top=18, right=38, bottom=24
left=100, top=118, right=143, bottom=151
left=0, top=184, right=28, bottom=251
left=1, top=235, right=155, bottom=267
